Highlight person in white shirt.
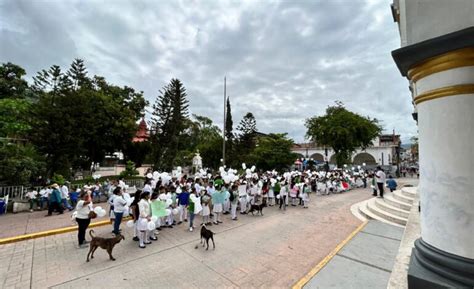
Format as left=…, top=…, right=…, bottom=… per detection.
left=137, top=191, right=153, bottom=248
left=238, top=182, right=248, bottom=214
left=38, top=187, right=49, bottom=210
left=112, top=187, right=127, bottom=235
left=75, top=191, right=92, bottom=247
left=279, top=182, right=288, bottom=210
left=61, top=183, right=72, bottom=211
left=26, top=188, right=38, bottom=212
left=375, top=166, right=386, bottom=198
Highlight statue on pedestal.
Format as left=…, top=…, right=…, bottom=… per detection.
left=192, top=151, right=203, bottom=175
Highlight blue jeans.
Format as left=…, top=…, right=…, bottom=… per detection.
left=62, top=199, right=72, bottom=210
left=188, top=212, right=195, bottom=228
left=113, top=212, right=123, bottom=234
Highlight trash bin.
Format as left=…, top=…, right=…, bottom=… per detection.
left=0, top=200, right=5, bottom=215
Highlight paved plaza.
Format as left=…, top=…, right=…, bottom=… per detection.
left=0, top=186, right=377, bottom=289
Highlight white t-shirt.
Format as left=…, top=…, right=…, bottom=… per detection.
left=143, top=184, right=152, bottom=193
left=26, top=190, right=38, bottom=199
left=375, top=170, right=386, bottom=184
left=75, top=200, right=92, bottom=219
left=61, top=185, right=69, bottom=199
left=113, top=196, right=128, bottom=213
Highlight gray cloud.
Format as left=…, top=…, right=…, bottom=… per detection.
left=0, top=0, right=417, bottom=143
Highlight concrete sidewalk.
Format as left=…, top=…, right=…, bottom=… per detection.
left=0, top=187, right=373, bottom=289
left=304, top=220, right=404, bottom=289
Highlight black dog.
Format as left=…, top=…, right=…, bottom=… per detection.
left=248, top=200, right=267, bottom=216
left=200, top=224, right=215, bottom=250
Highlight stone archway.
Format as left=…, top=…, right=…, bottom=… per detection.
left=353, top=152, right=377, bottom=165
left=310, top=153, right=325, bottom=163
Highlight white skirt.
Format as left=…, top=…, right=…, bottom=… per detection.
left=213, top=203, right=223, bottom=213
left=268, top=189, right=275, bottom=198
left=202, top=205, right=210, bottom=216
left=137, top=218, right=148, bottom=231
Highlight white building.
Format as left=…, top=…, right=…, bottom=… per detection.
left=292, top=134, right=401, bottom=167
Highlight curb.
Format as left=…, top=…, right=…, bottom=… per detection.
left=0, top=217, right=132, bottom=245
left=292, top=220, right=368, bottom=289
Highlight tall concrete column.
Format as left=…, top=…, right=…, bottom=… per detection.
left=391, top=1, right=474, bottom=288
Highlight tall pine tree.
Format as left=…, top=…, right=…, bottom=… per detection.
left=151, top=78, right=189, bottom=170
left=225, top=97, right=233, bottom=141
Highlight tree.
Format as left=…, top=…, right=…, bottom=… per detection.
left=0, top=63, right=29, bottom=99
left=225, top=97, right=233, bottom=141
left=305, top=102, right=382, bottom=167
left=0, top=142, right=45, bottom=185
left=150, top=78, right=189, bottom=170
left=30, top=59, right=147, bottom=177
left=250, top=133, right=297, bottom=171
left=235, top=112, right=258, bottom=164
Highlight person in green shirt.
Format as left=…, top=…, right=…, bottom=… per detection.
left=46, top=183, right=64, bottom=216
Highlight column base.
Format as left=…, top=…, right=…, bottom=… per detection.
left=408, top=239, right=474, bottom=289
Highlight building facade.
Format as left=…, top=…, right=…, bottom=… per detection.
left=292, top=134, right=401, bottom=167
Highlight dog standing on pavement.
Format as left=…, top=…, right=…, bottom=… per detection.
left=200, top=224, right=215, bottom=250
left=248, top=199, right=267, bottom=216
left=86, top=230, right=125, bottom=262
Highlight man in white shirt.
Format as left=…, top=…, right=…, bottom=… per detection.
left=61, top=183, right=73, bottom=211
left=26, top=188, right=38, bottom=212
left=375, top=166, right=386, bottom=198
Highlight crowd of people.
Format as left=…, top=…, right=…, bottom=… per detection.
left=62, top=165, right=397, bottom=248
left=23, top=165, right=397, bottom=248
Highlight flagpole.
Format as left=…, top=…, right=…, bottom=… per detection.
left=222, top=77, right=226, bottom=166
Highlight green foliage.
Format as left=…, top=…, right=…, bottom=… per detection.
left=0, top=63, right=29, bottom=99
left=305, top=102, right=382, bottom=167
left=28, top=59, right=147, bottom=176
left=0, top=142, right=45, bottom=185
left=51, top=173, right=66, bottom=185
left=0, top=98, right=32, bottom=137
left=123, top=141, right=151, bottom=167
left=225, top=97, right=233, bottom=141
left=249, top=133, right=297, bottom=171
left=151, top=78, right=189, bottom=171
left=119, top=160, right=139, bottom=178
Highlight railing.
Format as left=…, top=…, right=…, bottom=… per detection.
left=0, top=179, right=144, bottom=201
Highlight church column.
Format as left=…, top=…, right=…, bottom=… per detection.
left=392, top=24, right=474, bottom=289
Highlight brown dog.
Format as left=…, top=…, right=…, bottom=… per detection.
left=86, top=230, right=124, bottom=262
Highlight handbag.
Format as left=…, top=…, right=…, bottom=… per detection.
left=88, top=211, right=97, bottom=219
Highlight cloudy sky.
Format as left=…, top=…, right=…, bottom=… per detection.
left=0, top=0, right=417, bottom=143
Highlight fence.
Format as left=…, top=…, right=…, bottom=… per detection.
left=0, top=179, right=144, bottom=201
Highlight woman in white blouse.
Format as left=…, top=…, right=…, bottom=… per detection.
left=75, top=191, right=93, bottom=247
left=137, top=191, right=152, bottom=248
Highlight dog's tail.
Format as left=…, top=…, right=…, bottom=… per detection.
left=89, top=229, right=95, bottom=238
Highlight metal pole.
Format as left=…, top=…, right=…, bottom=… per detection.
left=222, top=77, right=226, bottom=166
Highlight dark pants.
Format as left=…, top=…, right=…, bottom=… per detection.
left=113, top=212, right=123, bottom=234
left=377, top=182, right=384, bottom=198
left=279, top=195, right=287, bottom=210
left=48, top=202, right=63, bottom=215
left=76, top=218, right=91, bottom=245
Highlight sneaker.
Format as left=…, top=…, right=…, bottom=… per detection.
left=232, top=218, right=238, bottom=221
left=177, top=221, right=182, bottom=225
left=139, top=245, right=146, bottom=249
left=144, top=241, right=152, bottom=245
left=133, top=236, right=139, bottom=241
left=168, top=225, right=173, bottom=228
left=150, top=236, right=158, bottom=241
left=217, top=221, right=223, bottom=223
left=213, top=222, right=219, bottom=225
left=189, top=227, right=193, bottom=232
